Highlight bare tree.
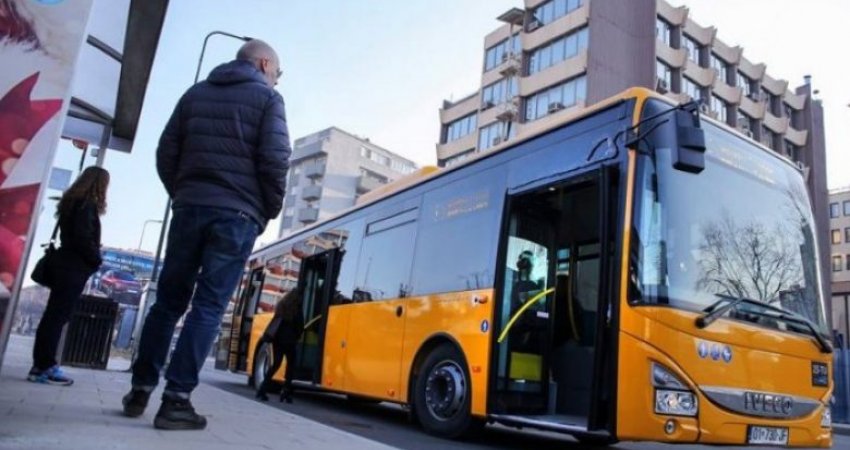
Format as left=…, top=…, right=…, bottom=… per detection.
left=696, top=212, right=803, bottom=304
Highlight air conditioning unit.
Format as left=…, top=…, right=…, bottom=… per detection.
left=699, top=102, right=711, bottom=114
left=547, top=102, right=565, bottom=113
left=743, top=128, right=754, bottom=139
left=748, top=91, right=761, bottom=102
left=492, top=136, right=503, bottom=146
left=527, top=19, right=541, bottom=31
left=656, top=78, right=669, bottom=93
left=482, top=100, right=495, bottom=110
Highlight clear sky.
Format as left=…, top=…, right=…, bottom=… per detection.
left=30, top=0, right=850, bottom=282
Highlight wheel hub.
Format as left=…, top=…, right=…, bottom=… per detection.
left=424, top=361, right=466, bottom=421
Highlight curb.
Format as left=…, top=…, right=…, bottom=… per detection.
left=834, top=423, right=850, bottom=436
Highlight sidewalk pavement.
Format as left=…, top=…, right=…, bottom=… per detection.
left=0, top=334, right=396, bottom=450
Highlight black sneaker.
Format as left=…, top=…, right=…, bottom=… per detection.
left=122, top=389, right=151, bottom=417
left=153, top=398, right=207, bottom=430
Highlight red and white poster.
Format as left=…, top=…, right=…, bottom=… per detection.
left=0, top=0, right=94, bottom=337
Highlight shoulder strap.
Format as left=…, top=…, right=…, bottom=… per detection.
left=49, top=221, right=60, bottom=243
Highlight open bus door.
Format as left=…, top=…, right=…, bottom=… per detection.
left=293, top=248, right=341, bottom=384
left=490, top=165, right=619, bottom=440
left=227, top=267, right=265, bottom=372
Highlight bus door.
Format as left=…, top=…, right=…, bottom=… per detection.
left=294, top=249, right=340, bottom=384
left=229, top=267, right=265, bottom=372
left=492, top=167, right=617, bottom=432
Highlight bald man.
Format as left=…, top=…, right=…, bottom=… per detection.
left=123, top=39, right=291, bottom=430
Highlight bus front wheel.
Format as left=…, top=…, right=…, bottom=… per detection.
left=251, top=342, right=275, bottom=391
left=413, top=344, right=475, bottom=439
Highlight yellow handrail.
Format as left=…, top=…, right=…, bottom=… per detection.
left=497, top=288, right=555, bottom=344
left=304, top=315, right=323, bottom=330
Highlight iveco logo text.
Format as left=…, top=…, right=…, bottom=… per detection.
left=743, top=392, right=793, bottom=416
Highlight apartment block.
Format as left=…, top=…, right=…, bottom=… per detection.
left=436, top=0, right=831, bottom=312
left=279, top=127, right=417, bottom=238
left=830, top=187, right=850, bottom=346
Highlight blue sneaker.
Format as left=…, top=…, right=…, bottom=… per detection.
left=27, top=366, right=73, bottom=386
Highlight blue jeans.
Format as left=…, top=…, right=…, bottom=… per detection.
left=131, top=206, right=259, bottom=397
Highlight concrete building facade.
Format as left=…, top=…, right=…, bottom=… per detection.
left=436, top=0, right=832, bottom=318
left=830, top=187, right=850, bottom=346
left=279, top=127, right=417, bottom=237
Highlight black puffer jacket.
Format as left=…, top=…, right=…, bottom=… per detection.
left=156, top=59, right=291, bottom=229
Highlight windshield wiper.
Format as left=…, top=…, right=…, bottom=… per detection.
left=695, top=294, right=833, bottom=354
left=695, top=295, right=746, bottom=329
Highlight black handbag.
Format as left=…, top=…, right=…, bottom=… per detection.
left=30, top=222, right=60, bottom=287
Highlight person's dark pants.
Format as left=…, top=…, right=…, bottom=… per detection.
left=32, top=266, right=90, bottom=371
left=260, top=339, right=297, bottom=395
left=131, top=206, right=259, bottom=398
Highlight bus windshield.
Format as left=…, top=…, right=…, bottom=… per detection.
left=632, top=121, right=828, bottom=335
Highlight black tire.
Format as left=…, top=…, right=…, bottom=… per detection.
left=413, top=344, right=476, bottom=439
left=251, top=342, right=273, bottom=390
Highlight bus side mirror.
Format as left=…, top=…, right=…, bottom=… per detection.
left=672, top=108, right=706, bottom=174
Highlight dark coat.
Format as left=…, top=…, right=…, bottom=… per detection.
left=156, top=59, right=291, bottom=229
left=56, top=199, right=102, bottom=273
left=264, top=290, right=304, bottom=344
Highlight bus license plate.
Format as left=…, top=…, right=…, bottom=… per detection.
left=747, top=426, right=788, bottom=445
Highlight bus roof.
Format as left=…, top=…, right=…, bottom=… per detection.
left=259, top=86, right=793, bottom=258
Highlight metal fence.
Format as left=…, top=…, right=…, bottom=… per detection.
left=836, top=349, right=850, bottom=424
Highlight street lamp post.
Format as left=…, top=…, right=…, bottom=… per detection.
left=137, top=219, right=163, bottom=252
left=130, top=31, right=252, bottom=362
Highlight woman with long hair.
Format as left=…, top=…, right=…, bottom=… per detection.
left=28, top=166, right=109, bottom=385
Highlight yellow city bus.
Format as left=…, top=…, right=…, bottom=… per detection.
left=216, top=88, right=833, bottom=447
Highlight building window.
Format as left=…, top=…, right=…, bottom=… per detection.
left=834, top=229, right=843, bottom=245
left=442, top=149, right=476, bottom=167
left=783, top=141, right=799, bottom=161
left=527, top=27, right=589, bottom=75
left=524, top=75, right=587, bottom=122
left=482, top=78, right=518, bottom=108
left=760, top=126, right=776, bottom=149
left=846, top=227, right=850, bottom=243
left=832, top=203, right=841, bottom=218
left=656, top=17, right=671, bottom=46
left=369, top=151, right=390, bottom=166
left=682, top=76, right=703, bottom=102
left=738, top=112, right=756, bottom=140
left=444, top=113, right=478, bottom=143
left=737, top=72, right=755, bottom=97
left=531, top=0, right=583, bottom=28
left=834, top=255, right=844, bottom=272
left=710, top=94, right=727, bottom=123
left=784, top=103, right=795, bottom=122
left=484, top=34, right=520, bottom=72
left=844, top=200, right=850, bottom=216
left=656, top=60, right=672, bottom=91
left=359, top=146, right=370, bottom=158
left=478, top=121, right=515, bottom=151
left=390, top=159, right=415, bottom=174
left=761, top=88, right=779, bottom=115
left=847, top=254, right=850, bottom=271
left=683, top=34, right=701, bottom=65
left=710, top=53, right=728, bottom=84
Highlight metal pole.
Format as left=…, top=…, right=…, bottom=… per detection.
left=137, top=219, right=163, bottom=252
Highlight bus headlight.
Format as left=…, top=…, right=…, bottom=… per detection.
left=652, top=362, right=698, bottom=417
left=655, top=389, right=698, bottom=417
left=821, top=407, right=831, bottom=428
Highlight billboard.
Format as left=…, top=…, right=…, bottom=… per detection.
left=0, top=0, right=94, bottom=344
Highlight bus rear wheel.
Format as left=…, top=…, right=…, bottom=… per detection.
left=413, top=344, right=475, bottom=439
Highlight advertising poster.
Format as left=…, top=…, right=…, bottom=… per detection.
left=0, top=0, right=94, bottom=345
